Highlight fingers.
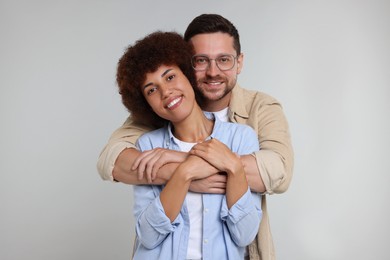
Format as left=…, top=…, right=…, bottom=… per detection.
left=190, top=139, right=237, bottom=172
left=132, top=149, right=153, bottom=171
left=143, top=152, right=162, bottom=182
left=132, top=149, right=163, bottom=182
left=188, top=173, right=227, bottom=193
left=189, top=140, right=213, bottom=159
left=132, top=149, right=188, bottom=183
left=207, top=188, right=226, bottom=194
left=190, top=139, right=230, bottom=157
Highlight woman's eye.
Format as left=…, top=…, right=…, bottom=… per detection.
left=146, top=86, right=157, bottom=95
left=167, top=74, right=175, bottom=81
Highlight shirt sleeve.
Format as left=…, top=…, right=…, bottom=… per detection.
left=132, top=130, right=182, bottom=249
left=96, top=116, right=152, bottom=181
left=219, top=125, right=262, bottom=247
left=133, top=185, right=181, bottom=249
left=220, top=188, right=262, bottom=247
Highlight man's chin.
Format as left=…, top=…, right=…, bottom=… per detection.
left=202, top=92, right=224, bottom=102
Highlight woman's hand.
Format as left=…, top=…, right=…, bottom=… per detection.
left=190, top=138, right=248, bottom=208
left=189, top=138, right=243, bottom=176
left=132, top=148, right=188, bottom=183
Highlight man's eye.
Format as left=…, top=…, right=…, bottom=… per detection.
left=195, top=57, right=208, bottom=64
left=218, top=56, right=231, bottom=63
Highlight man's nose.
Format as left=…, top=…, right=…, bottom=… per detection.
left=206, top=59, right=220, bottom=76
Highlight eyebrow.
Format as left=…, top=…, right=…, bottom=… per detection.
left=142, top=68, right=173, bottom=90
left=194, top=53, right=233, bottom=57
left=161, top=68, right=172, bottom=77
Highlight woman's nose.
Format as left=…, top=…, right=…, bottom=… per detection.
left=160, top=84, right=173, bottom=98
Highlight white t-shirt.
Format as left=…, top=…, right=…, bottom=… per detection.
left=207, top=107, right=229, bottom=122
left=173, top=137, right=203, bottom=259
left=176, top=108, right=229, bottom=260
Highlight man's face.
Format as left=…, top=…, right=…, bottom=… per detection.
left=189, top=32, right=243, bottom=111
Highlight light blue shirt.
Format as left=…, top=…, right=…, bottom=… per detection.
left=133, top=116, right=262, bottom=260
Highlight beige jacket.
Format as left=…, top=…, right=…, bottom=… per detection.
left=97, top=84, right=294, bottom=260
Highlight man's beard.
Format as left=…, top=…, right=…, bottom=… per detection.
left=195, top=76, right=236, bottom=103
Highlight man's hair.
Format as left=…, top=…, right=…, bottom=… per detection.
left=117, top=31, right=196, bottom=128
left=184, top=14, right=241, bottom=55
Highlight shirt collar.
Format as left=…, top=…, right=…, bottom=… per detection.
left=164, top=113, right=221, bottom=145
left=162, top=123, right=176, bottom=149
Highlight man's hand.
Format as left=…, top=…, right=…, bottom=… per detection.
left=179, top=155, right=217, bottom=180
left=188, top=139, right=266, bottom=193
left=189, top=173, right=227, bottom=194
left=132, top=148, right=188, bottom=183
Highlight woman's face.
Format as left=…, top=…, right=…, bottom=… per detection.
left=141, top=64, right=196, bottom=124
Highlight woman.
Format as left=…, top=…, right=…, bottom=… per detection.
left=117, top=31, right=262, bottom=260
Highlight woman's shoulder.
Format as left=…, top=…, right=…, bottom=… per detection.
left=137, top=126, right=168, bottom=149
left=139, top=127, right=167, bottom=139
left=213, top=119, right=257, bottom=142
left=212, top=120, right=259, bottom=153
left=218, top=120, right=256, bottom=134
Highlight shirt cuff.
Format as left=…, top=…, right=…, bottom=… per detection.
left=143, top=196, right=179, bottom=234
left=221, top=188, right=255, bottom=224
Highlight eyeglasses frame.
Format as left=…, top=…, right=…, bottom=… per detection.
left=191, top=54, right=238, bottom=71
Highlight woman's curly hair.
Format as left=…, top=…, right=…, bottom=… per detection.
left=117, top=31, right=197, bottom=128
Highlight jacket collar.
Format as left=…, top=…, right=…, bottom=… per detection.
left=228, top=84, right=249, bottom=122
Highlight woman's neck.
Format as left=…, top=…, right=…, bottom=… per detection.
left=171, top=105, right=214, bottom=143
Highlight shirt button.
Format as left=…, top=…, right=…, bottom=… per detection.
left=204, top=239, right=208, bottom=244
left=204, top=208, right=209, bottom=213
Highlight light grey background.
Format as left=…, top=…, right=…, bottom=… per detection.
left=1, top=0, right=389, bottom=259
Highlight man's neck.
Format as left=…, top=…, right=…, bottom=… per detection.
left=200, top=94, right=231, bottom=112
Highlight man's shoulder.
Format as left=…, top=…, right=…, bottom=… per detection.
left=230, top=85, right=282, bottom=117
left=232, top=84, right=279, bottom=104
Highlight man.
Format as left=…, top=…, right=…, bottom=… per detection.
left=98, top=14, right=293, bottom=260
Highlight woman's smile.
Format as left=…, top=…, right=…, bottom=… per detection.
left=166, top=96, right=183, bottom=109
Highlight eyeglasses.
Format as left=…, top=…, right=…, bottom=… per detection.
left=191, top=54, right=237, bottom=71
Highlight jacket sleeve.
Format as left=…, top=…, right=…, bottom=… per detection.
left=96, top=116, right=152, bottom=181
left=230, top=86, right=294, bottom=195
left=252, top=98, right=294, bottom=194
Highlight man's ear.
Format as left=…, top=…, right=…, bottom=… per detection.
left=236, top=53, right=244, bottom=75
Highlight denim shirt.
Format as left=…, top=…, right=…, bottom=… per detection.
left=133, top=116, right=262, bottom=260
